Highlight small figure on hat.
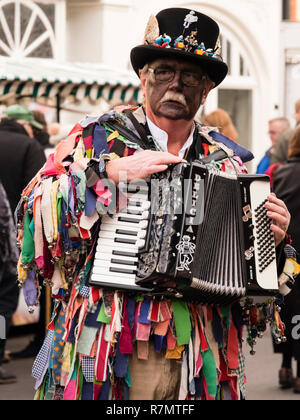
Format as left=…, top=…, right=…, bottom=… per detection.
left=153, top=33, right=171, bottom=48
left=184, top=30, right=199, bottom=52
left=174, top=35, right=185, bottom=50
left=195, top=42, right=207, bottom=56
left=183, top=10, right=198, bottom=29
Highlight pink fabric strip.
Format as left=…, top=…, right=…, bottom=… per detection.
left=136, top=322, right=151, bottom=342
left=194, top=322, right=202, bottom=376
left=119, top=298, right=134, bottom=354
left=63, top=379, right=77, bottom=400
left=154, top=320, right=170, bottom=336
left=137, top=340, right=149, bottom=360
left=33, top=183, right=44, bottom=269
left=54, top=130, right=81, bottom=175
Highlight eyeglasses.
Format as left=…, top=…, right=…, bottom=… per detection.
left=148, top=67, right=207, bottom=87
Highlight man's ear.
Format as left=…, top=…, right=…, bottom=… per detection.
left=201, top=81, right=215, bottom=106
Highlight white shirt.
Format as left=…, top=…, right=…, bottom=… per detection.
left=146, top=117, right=195, bottom=158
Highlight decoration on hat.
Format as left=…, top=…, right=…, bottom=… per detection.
left=153, top=34, right=171, bottom=48
left=148, top=10, right=223, bottom=61
left=183, top=10, right=198, bottom=29
left=143, top=14, right=160, bottom=45
left=184, top=30, right=198, bottom=52
left=213, top=37, right=222, bottom=58
left=174, top=35, right=185, bottom=50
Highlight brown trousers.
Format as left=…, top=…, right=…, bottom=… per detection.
left=129, top=341, right=182, bottom=400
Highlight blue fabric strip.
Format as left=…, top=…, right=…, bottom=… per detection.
left=85, top=187, right=97, bottom=217
left=60, top=199, right=72, bottom=251
left=212, top=308, right=223, bottom=344
left=84, top=303, right=102, bottom=328
left=99, top=369, right=111, bottom=400
left=138, top=299, right=151, bottom=324
left=66, top=310, right=79, bottom=343
left=81, top=379, right=94, bottom=400
left=81, top=356, right=95, bottom=383
left=93, top=124, right=109, bottom=159
left=126, top=297, right=136, bottom=330
left=209, top=131, right=254, bottom=163
left=194, top=376, right=204, bottom=399
left=114, top=344, right=129, bottom=378
left=154, top=334, right=164, bottom=353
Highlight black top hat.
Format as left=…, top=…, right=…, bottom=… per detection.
left=130, top=8, right=228, bottom=87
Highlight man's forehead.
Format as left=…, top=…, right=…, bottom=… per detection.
left=149, top=57, right=204, bottom=71
left=269, top=121, right=283, bottom=130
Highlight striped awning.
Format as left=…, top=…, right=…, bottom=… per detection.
left=0, top=57, right=143, bottom=105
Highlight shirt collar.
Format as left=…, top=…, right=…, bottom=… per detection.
left=146, top=116, right=195, bottom=158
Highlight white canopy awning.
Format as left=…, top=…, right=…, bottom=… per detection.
left=0, top=57, right=142, bottom=105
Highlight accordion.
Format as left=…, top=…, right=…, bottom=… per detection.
left=89, top=161, right=279, bottom=304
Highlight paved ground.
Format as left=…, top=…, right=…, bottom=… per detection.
left=0, top=334, right=36, bottom=400
left=0, top=330, right=300, bottom=400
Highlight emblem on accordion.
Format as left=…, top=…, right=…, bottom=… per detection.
left=175, top=235, right=196, bottom=272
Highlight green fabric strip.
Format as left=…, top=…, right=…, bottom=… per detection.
left=78, top=369, right=84, bottom=400
left=172, top=300, right=191, bottom=346
left=57, top=192, right=62, bottom=229
left=29, top=217, right=35, bottom=236
left=202, top=348, right=217, bottom=398
left=125, top=366, right=132, bottom=388
left=97, top=302, right=111, bottom=324
left=220, top=306, right=231, bottom=328
left=22, top=211, right=35, bottom=264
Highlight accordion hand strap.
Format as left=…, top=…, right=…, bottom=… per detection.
left=198, top=149, right=229, bottom=164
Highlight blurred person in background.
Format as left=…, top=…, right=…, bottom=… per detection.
left=0, top=105, right=46, bottom=361
left=0, top=181, right=19, bottom=384
left=271, top=99, right=300, bottom=166
left=256, top=117, right=290, bottom=174
left=0, top=104, right=46, bottom=213
left=31, top=110, right=54, bottom=159
left=203, top=108, right=239, bottom=142
left=272, top=126, right=300, bottom=393
left=48, top=122, right=73, bottom=147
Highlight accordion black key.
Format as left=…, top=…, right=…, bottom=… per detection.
left=89, top=162, right=278, bottom=304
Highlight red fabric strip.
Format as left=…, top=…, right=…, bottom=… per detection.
left=92, top=288, right=101, bottom=304
left=227, top=317, right=239, bottom=370
left=95, top=325, right=110, bottom=382
left=93, top=383, right=103, bottom=401
left=83, top=135, right=93, bottom=151
left=167, top=327, right=177, bottom=350
left=148, top=301, right=160, bottom=322
left=199, top=322, right=208, bottom=352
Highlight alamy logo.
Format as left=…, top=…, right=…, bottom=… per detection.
left=292, top=315, right=300, bottom=340
left=0, top=315, right=5, bottom=339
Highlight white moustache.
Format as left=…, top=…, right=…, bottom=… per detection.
left=161, top=92, right=187, bottom=107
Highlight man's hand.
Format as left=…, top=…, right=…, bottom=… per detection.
left=265, top=193, right=291, bottom=247
left=106, top=150, right=183, bottom=184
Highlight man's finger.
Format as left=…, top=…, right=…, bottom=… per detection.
left=147, top=164, right=169, bottom=174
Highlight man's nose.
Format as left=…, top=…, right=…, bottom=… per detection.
left=168, top=71, right=183, bottom=89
